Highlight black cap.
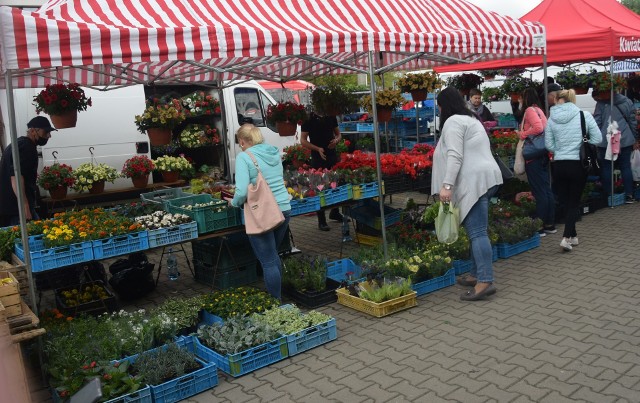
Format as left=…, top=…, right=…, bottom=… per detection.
left=27, top=116, right=57, bottom=132
left=547, top=83, right=562, bottom=93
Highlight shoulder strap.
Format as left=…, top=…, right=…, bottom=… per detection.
left=580, top=111, right=588, bottom=142
left=244, top=150, right=262, bottom=173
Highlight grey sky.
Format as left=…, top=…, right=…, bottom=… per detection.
left=465, top=0, right=543, bottom=18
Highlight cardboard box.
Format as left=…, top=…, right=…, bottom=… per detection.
left=0, top=272, right=22, bottom=317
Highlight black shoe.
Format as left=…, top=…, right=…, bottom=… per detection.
left=318, top=224, right=330, bottom=231
left=460, top=284, right=496, bottom=301
left=625, top=195, right=635, bottom=204
left=329, top=212, right=350, bottom=222
left=456, top=274, right=477, bottom=287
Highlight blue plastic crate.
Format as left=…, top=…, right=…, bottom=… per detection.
left=497, top=233, right=541, bottom=259
left=92, top=231, right=149, bottom=259
left=493, top=245, right=498, bottom=262
left=194, top=336, right=288, bottom=377
left=635, top=188, right=640, bottom=200
left=319, top=184, right=353, bottom=207
left=608, top=193, right=625, bottom=207
left=357, top=123, right=374, bottom=132
left=393, top=108, right=434, bottom=119
left=352, top=182, right=380, bottom=200
left=286, top=318, right=338, bottom=356
left=326, top=259, right=364, bottom=283
left=289, top=196, right=321, bottom=216
left=453, top=260, right=472, bottom=276
left=15, top=240, right=94, bottom=272
left=200, top=310, right=224, bottom=326
left=411, top=268, right=455, bottom=296
left=338, top=122, right=358, bottom=132
left=140, top=187, right=191, bottom=208
left=147, top=221, right=198, bottom=248
left=104, top=386, right=152, bottom=403
left=346, top=199, right=401, bottom=230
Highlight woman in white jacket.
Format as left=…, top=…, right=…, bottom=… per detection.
left=545, top=90, right=602, bottom=251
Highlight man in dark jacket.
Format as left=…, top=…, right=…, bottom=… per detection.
left=593, top=90, right=638, bottom=203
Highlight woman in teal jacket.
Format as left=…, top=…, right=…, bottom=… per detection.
left=231, top=124, right=291, bottom=300
left=545, top=90, right=602, bottom=251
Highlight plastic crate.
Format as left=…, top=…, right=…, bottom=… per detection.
left=411, top=268, right=455, bottom=296
left=326, top=259, right=363, bottom=283
left=286, top=318, right=338, bottom=356
left=55, top=280, right=118, bottom=317
left=191, top=233, right=256, bottom=269
left=352, top=182, right=380, bottom=200
left=200, top=310, right=224, bottom=326
left=282, top=278, right=341, bottom=308
left=336, top=288, right=417, bottom=317
left=496, top=233, right=541, bottom=259
left=140, top=188, right=191, bottom=208
left=92, top=231, right=149, bottom=259
left=381, top=174, right=412, bottom=194
left=338, top=122, right=358, bottom=132
left=357, top=123, right=374, bottom=132
left=412, top=171, right=431, bottom=192
left=194, top=336, right=288, bottom=377
left=104, top=386, right=152, bottom=403
left=492, top=245, right=498, bottom=262
left=289, top=196, right=321, bottom=216
left=319, top=184, right=353, bottom=207
left=347, top=199, right=401, bottom=230
left=354, top=231, right=382, bottom=246
left=147, top=221, right=198, bottom=248
left=15, top=240, right=94, bottom=273
left=393, top=108, right=434, bottom=119
left=453, top=260, right=473, bottom=276
left=194, top=260, right=258, bottom=289
left=608, top=193, right=625, bottom=207
left=166, top=194, right=241, bottom=234
left=634, top=188, right=640, bottom=200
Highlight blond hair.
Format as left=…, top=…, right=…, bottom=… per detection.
left=236, top=123, right=264, bottom=146
left=557, top=89, right=576, bottom=104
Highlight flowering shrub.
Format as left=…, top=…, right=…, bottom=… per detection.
left=178, top=124, right=219, bottom=148
left=492, top=216, right=542, bottom=244
left=360, top=89, right=407, bottom=112
left=447, top=73, right=484, bottom=90
left=490, top=129, right=519, bottom=157
left=37, top=163, right=75, bottom=190
left=482, top=86, right=507, bottom=103
left=200, top=286, right=279, bottom=319
left=33, top=83, right=92, bottom=115
left=334, top=149, right=432, bottom=178
left=152, top=155, right=192, bottom=172
left=134, top=211, right=192, bottom=230
left=478, top=69, right=502, bottom=78
left=121, top=155, right=154, bottom=178
left=335, top=139, right=350, bottom=154
left=134, top=98, right=186, bottom=133
left=502, top=76, right=538, bottom=95
left=388, top=222, right=432, bottom=251
left=502, top=68, right=526, bottom=78
left=266, top=102, right=308, bottom=125
left=282, top=144, right=311, bottom=165
left=592, top=71, right=627, bottom=93
left=72, top=163, right=120, bottom=192
left=181, top=91, right=220, bottom=117
left=397, top=72, right=442, bottom=92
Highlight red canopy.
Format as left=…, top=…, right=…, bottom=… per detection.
left=435, top=0, right=640, bottom=73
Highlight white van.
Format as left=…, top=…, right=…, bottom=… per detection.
left=0, top=80, right=297, bottom=193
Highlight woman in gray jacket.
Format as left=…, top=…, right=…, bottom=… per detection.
left=432, top=88, right=503, bottom=301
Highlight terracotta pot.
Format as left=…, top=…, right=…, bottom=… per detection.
left=50, top=110, right=78, bottom=129
left=483, top=75, right=495, bottom=81
left=276, top=121, right=297, bottom=136
left=376, top=107, right=393, bottom=123
left=161, top=171, right=180, bottom=183
left=131, top=175, right=149, bottom=189
left=89, top=180, right=105, bottom=194
left=596, top=91, right=611, bottom=100
left=410, top=89, right=428, bottom=102
left=49, top=186, right=67, bottom=200
left=510, top=93, right=520, bottom=103
left=292, top=160, right=306, bottom=169
left=147, top=127, right=173, bottom=145
left=574, top=87, right=588, bottom=95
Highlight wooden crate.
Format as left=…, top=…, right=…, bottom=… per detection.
left=0, top=255, right=29, bottom=299
left=0, top=271, right=22, bottom=317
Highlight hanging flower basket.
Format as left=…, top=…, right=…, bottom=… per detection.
left=574, top=87, right=589, bottom=95
left=276, top=121, right=297, bottom=137
left=49, top=186, right=68, bottom=200
left=376, top=107, right=393, bottom=123
left=410, top=89, right=428, bottom=102
left=509, top=93, right=520, bottom=102
left=89, top=180, right=106, bottom=194
left=50, top=110, right=78, bottom=129
left=147, top=127, right=173, bottom=146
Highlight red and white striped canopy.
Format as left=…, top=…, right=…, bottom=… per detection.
left=0, top=0, right=545, bottom=88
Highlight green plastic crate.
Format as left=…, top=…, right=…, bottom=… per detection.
left=166, top=194, right=241, bottom=234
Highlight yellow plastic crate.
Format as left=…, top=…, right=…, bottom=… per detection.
left=354, top=231, right=382, bottom=246
left=335, top=288, right=417, bottom=317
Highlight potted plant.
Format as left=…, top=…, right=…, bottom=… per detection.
left=478, top=69, right=502, bottom=80
left=282, top=144, right=311, bottom=168
left=180, top=90, right=221, bottom=117
left=71, top=162, right=120, bottom=194
left=355, top=136, right=375, bottom=151
left=502, top=68, right=526, bottom=78
left=592, top=71, right=627, bottom=100
left=179, top=124, right=220, bottom=148
left=281, top=255, right=339, bottom=308
left=359, top=89, right=407, bottom=123
left=200, top=286, right=279, bottom=322
left=493, top=216, right=542, bottom=258
left=134, top=98, right=186, bottom=145
left=396, top=71, right=442, bottom=101
left=37, top=162, right=75, bottom=200
left=501, top=76, right=537, bottom=101
left=122, top=155, right=155, bottom=188
left=446, top=73, right=484, bottom=96
left=310, top=85, right=357, bottom=116
left=32, top=83, right=92, bottom=129
left=554, top=68, right=582, bottom=92
left=265, top=101, right=308, bottom=136
left=152, top=155, right=192, bottom=183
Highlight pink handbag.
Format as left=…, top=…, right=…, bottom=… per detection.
left=243, top=150, right=285, bottom=235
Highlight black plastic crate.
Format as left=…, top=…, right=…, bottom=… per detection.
left=191, top=233, right=257, bottom=271
left=381, top=174, right=412, bottom=194
left=55, top=280, right=118, bottom=317
left=283, top=278, right=340, bottom=309
left=193, top=260, right=258, bottom=289
left=412, top=171, right=431, bottom=193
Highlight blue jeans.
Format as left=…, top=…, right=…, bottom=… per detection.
left=525, top=157, right=555, bottom=226
left=462, top=186, right=498, bottom=284
left=247, top=210, right=291, bottom=300
left=598, top=146, right=634, bottom=196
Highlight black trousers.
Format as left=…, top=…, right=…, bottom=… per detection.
left=551, top=160, right=586, bottom=238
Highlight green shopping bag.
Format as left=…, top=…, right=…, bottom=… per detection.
left=435, top=202, right=460, bottom=244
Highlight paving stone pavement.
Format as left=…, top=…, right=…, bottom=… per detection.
left=34, top=194, right=640, bottom=402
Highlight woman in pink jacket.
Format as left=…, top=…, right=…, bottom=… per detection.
left=518, top=88, right=556, bottom=235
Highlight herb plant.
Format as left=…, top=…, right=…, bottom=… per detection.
left=197, top=316, right=281, bottom=354
left=251, top=305, right=332, bottom=335
left=282, top=255, right=328, bottom=292
left=132, top=343, right=200, bottom=386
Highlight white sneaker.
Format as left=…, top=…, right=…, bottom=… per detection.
left=560, top=238, right=573, bottom=251
left=569, top=237, right=579, bottom=246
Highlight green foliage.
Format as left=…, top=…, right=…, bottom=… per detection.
left=197, top=315, right=281, bottom=355
left=310, top=85, right=358, bottom=115
left=200, top=287, right=279, bottom=319
left=334, top=166, right=377, bottom=184
left=0, top=226, right=20, bottom=262
left=251, top=305, right=332, bottom=335
left=153, top=295, right=204, bottom=331
left=447, top=73, right=484, bottom=90
left=493, top=216, right=542, bottom=244
left=282, top=255, right=328, bottom=292
left=133, top=343, right=200, bottom=386
left=481, top=86, right=507, bottom=104
left=622, top=0, right=640, bottom=14
left=358, top=278, right=413, bottom=303
left=422, top=202, right=440, bottom=225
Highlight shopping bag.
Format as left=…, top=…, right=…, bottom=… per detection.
left=631, top=149, right=640, bottom=182
left=605, top=120, right=621, bottom=161
left=435, top=202, right=460, bottom=244
left=514, top=139, right=526, bottom=175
